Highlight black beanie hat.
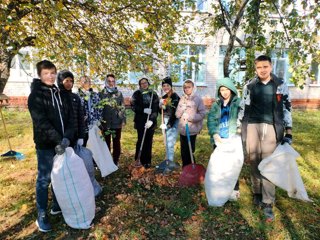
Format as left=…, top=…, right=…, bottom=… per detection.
left=57, top=70, right=74, bottom=90
left=162, top=77, right=172, bottom=87
left=138, top=77, right=150, bottom=87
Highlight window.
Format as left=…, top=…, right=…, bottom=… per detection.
left=270, top=50, right=292, bottom=84
left=310, top=61, right=320, bottom=85
left=181, top=0, right=208, bottom=12
left=171, top=45, right=206, bottom=84
left=218, top=46, right=246, bottom=84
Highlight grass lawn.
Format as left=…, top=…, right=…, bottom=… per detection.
left=0, top=108, right=319, bottom=240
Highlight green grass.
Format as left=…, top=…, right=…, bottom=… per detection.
left=0, top=108, right=319, bottom=239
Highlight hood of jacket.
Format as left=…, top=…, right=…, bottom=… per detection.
left=31, top=78, right=58, bottom=92
left=216, top=77, right=238, bottom=98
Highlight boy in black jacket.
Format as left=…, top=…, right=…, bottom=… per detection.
left=28, top=60, right=75, bottom=232
left=57, top=70, right=85, bottom=146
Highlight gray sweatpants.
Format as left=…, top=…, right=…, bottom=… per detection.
left=246, top=123, right=277, bottom=204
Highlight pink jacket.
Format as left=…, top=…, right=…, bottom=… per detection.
left=175, top=93, right=206, bottom=136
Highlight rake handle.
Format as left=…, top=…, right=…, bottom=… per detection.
left=0, top=107, right=12, bottom=150
left=185, top=123, right=195, bottom=165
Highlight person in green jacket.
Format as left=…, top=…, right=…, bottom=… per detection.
left=207, top=77, right=241, bottom=201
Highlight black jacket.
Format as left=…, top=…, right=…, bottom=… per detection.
left=240, top=73, right=292, bottom=142
left=131, top=89, right=159, bottom=130
left=57, top=82, right=85, bottom=142
left=161, top=92, right=180, bottom=128
left=28, top=78, right=75, bottom=149
left=99, top=87, right=126, bottom=129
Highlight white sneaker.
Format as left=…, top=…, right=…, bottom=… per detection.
left=229, top=190, right=240, bottom=201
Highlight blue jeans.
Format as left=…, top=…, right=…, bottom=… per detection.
left=164, top=118, right=179, bottom=161
left=36, top=148, right=59, bottom=212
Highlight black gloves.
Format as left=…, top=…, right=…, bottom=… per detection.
left=55, top=138, right=70, bottom=155
left=281, top=134, right=292, bottom=145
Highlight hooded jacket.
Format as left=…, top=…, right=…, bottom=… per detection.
left=28, top=78, right=75, bottom=149
left=238, top=73, right=292, bottom=142
left=207, top=78, right=240, bottom=144
left=99, top=86, right=126, bottom=129
left=175, top=88, right=206, bottom=136
left=57, top=77, right=85, bottom=142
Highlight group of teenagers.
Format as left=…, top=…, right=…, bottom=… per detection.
left=28, top=54, right=292, bottom=232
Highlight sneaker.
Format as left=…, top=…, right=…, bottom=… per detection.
left=229, top=190, right=240, bottom=201
left=263, top=203, right=274, bottom=222
left=253, top=193, right=262, bottom=207
left=50, top=205, right=61, bottom=215
left=35, top=212, right=52, bottom=232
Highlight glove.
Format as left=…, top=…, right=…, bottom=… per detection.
left=145, top=120, right=153, bottom=129
left=159, top=123, right=167, bottom=130
left=61, top=138, right=70, bottom=147
left=77, top=139, right=84, bottom=146
left=144, top=108, right=152, bottom=115
left=55, top=138, right=70, bottom=155
left=281, top=133, right=292, bottom=145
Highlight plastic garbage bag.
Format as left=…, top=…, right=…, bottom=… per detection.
left=51, top=147, right=95, bottom=229
left=205, top=135, right=244, bottom=206
left=258, top=143, right=312, bottom=202
left=87, top=125, right=118, bottom=177
left=74, top=145, right=102, bottom=197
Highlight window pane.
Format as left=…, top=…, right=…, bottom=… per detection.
left=218, top=45, right=246, bottom=83
left=182, top=0, right=208, bottom=12
left=311, top=61, right=319, bottom=84
left=171, top=44, right=206, bottom=83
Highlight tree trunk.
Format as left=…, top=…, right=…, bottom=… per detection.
left=0, top=48, right=13, bottom=94
left=223, top=35, right=236, bottom=77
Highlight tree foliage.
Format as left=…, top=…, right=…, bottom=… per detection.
left=207, top=0, right=320, bottom=87
left=0, top=0, right=187, bottom=93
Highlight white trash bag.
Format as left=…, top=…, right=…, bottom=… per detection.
left=51, top=147, right=95, bottom=229
left=258, top=143, right=312, bottom=202
left=87, top=125, right=118, bottom=177
left=205, top=135, right=244, bottom=207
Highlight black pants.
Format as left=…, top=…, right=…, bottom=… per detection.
left=103, top=128, right=122, bottom=165
left=135, top=127, right=155, bottom=166
left=180, top=134, right=197, bottom=167
left=83, top=132, right=89, bottom=147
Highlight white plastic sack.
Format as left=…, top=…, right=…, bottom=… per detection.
left=74, top=145, right=102, bottom=197
left=258, top=143, right=312, bottom=202
left=51, top=147, right=95, bottom=229
left=87, top=125, right=118, bottom=177
left=205, top=135, right=244, bottom=207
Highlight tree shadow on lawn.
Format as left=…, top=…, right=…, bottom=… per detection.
left=276, top=192, right=319, bottom=240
